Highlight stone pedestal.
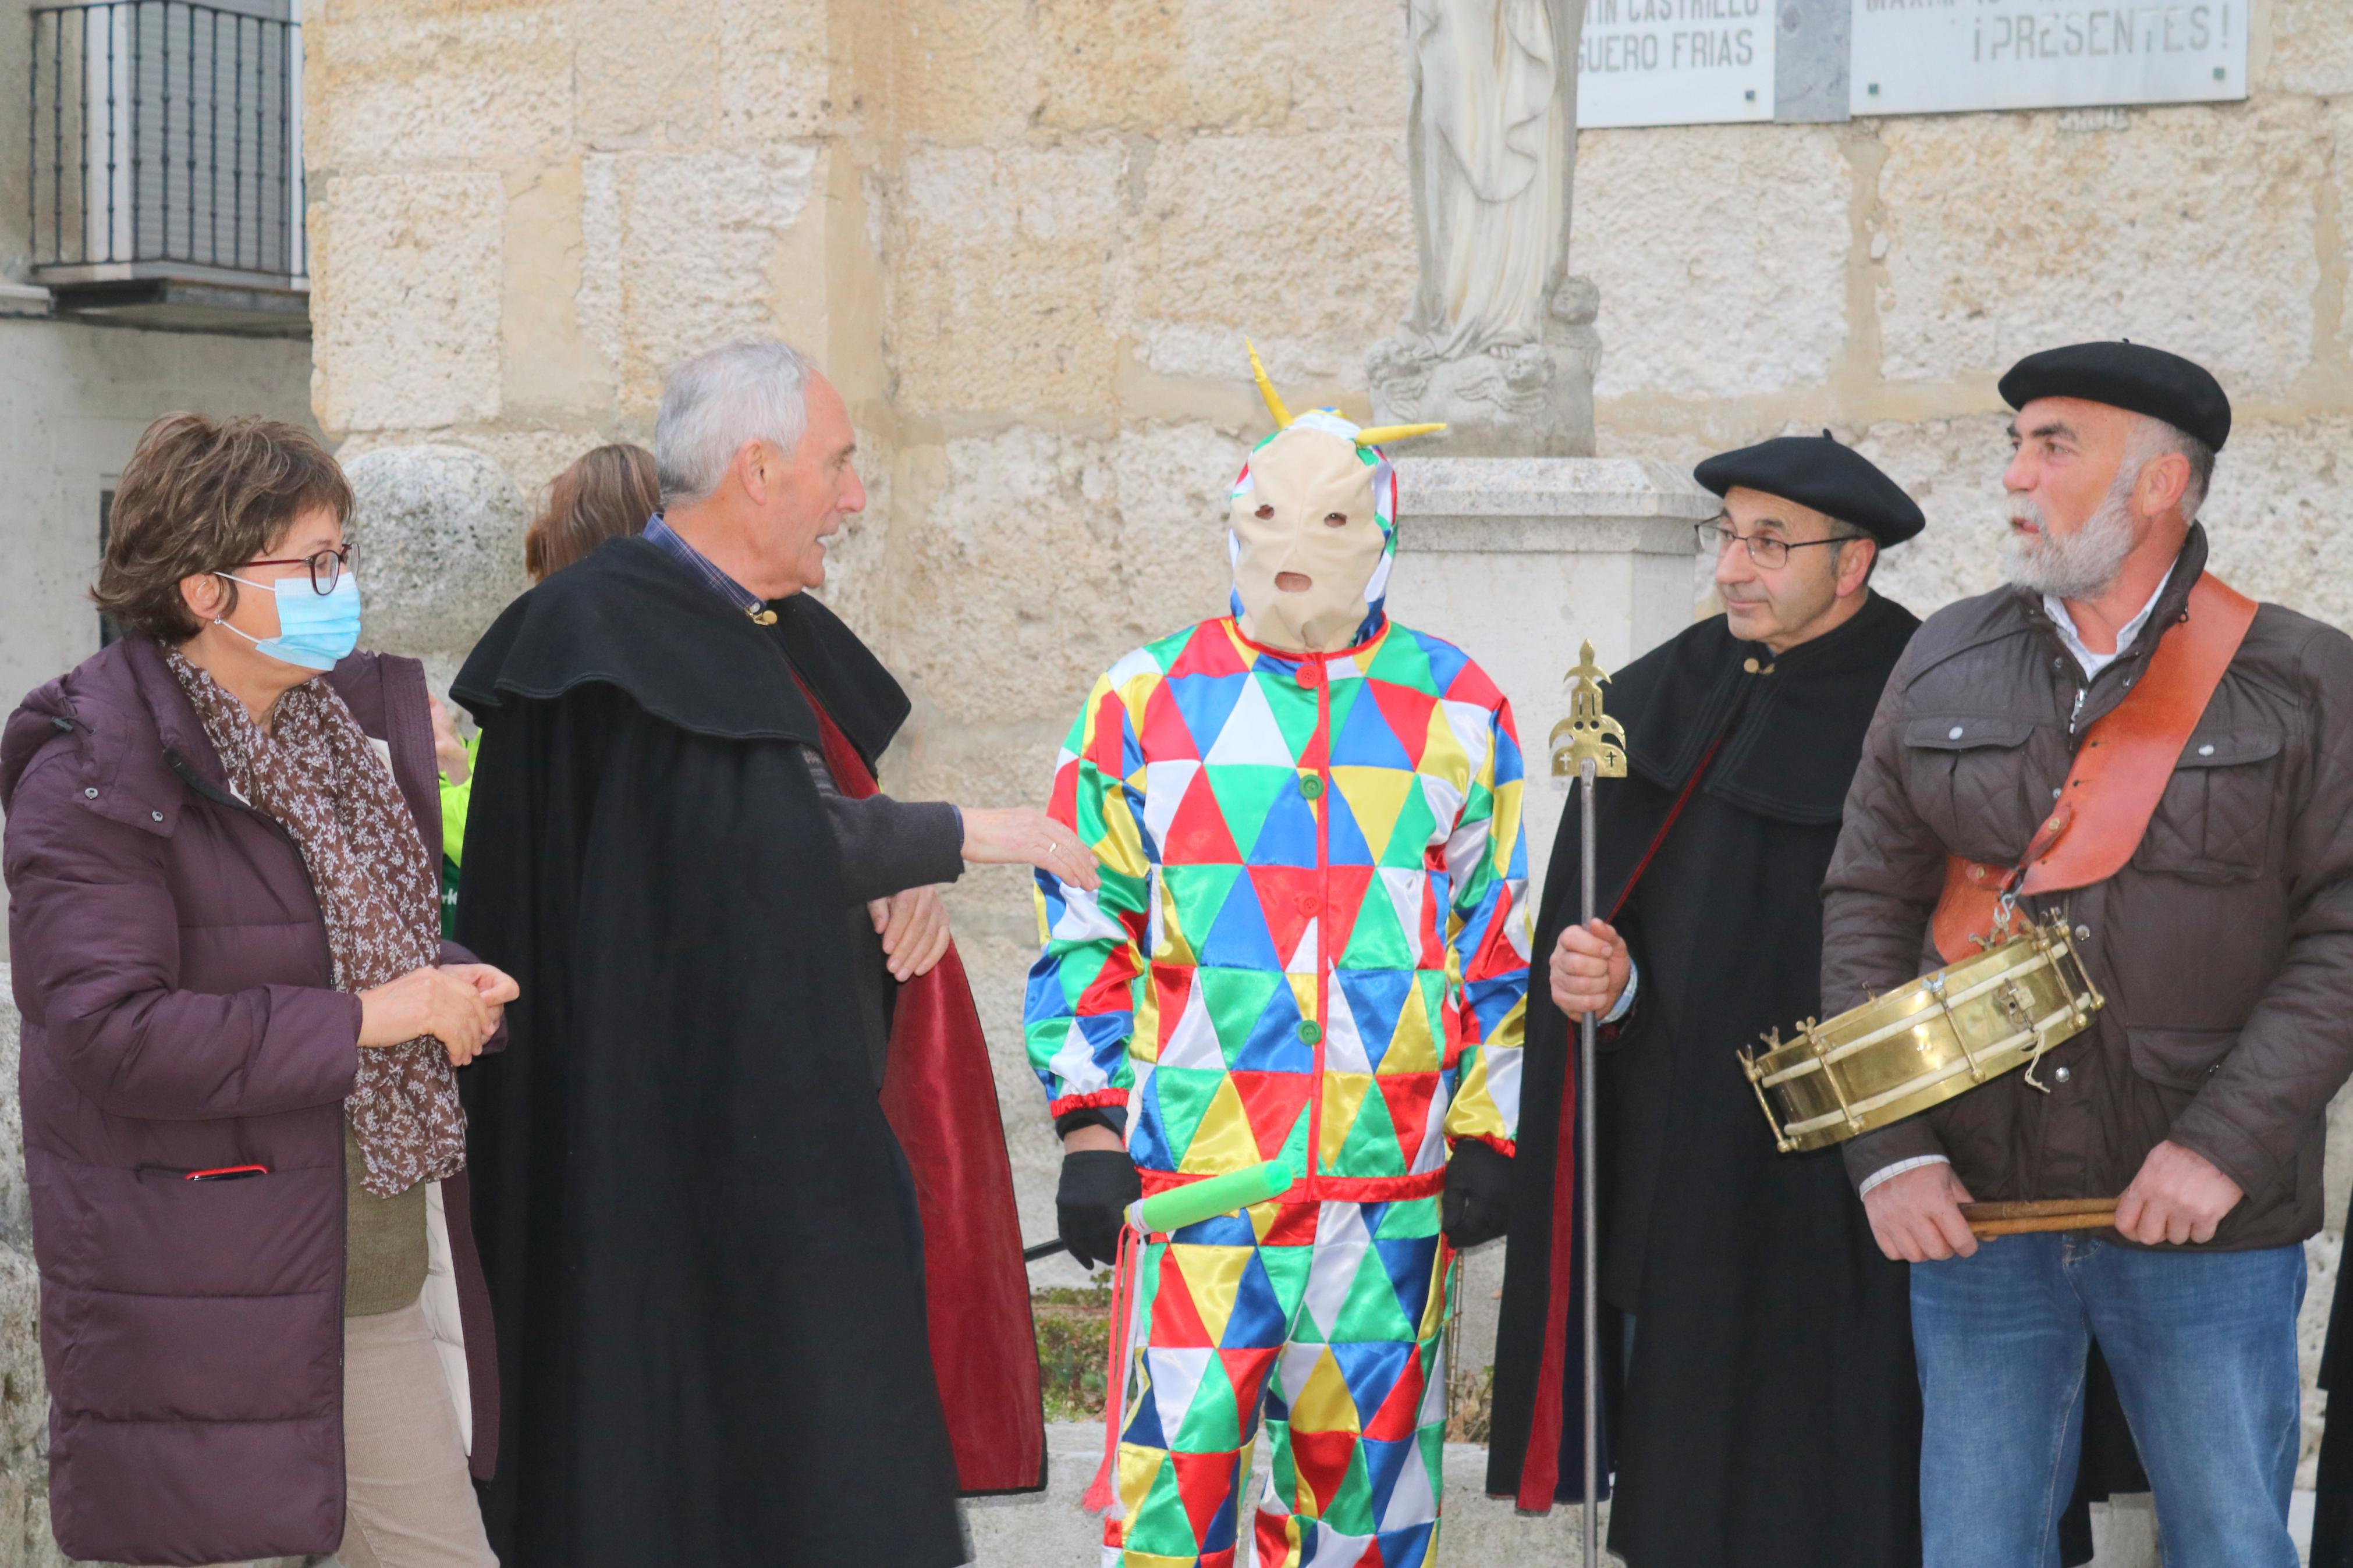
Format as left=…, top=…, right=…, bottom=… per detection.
left=1385, top=456, right=1715, bottom=891
left=1368, top=278, right=1603, bottom=460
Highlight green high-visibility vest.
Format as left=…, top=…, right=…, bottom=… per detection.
left=438, top=735, right=478, bottom=939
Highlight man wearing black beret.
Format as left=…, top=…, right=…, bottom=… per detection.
left=1489, top=432, right=1930, bottom=1565
left=1824, top=341, right=2353, bottom=1566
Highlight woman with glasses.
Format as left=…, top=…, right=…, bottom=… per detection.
left=1, top=413, right=515, bottom=1567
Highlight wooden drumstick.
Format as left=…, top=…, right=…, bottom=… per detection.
left=1960, top=1197, right=2118, bottom=1239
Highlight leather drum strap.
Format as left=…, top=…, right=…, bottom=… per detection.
left=1933, top=572, right=2258, bottom=963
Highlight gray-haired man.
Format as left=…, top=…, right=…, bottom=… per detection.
left=451, top=339, right=1088, bottom=1566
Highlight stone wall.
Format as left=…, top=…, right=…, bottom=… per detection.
left=303, top=0, right=2353, bottom=1365
left=1570, top=18, right=2353, bottom=627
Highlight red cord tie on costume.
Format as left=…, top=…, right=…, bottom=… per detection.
left=1084, top=1223, right=1140, bottom=1517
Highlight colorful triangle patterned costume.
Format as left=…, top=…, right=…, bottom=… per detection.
left=1028, top=383, right=1531, bottom=1568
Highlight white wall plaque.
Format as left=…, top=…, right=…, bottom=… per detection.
left=1850, top=0, right=2246, bottom=117
left=1578, top=0, right=1777, bottom=128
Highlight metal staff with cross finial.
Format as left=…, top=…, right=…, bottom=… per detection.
left=1549, top=641, right=1627, bottom=1568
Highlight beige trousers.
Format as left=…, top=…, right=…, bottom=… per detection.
left=335, top=1299, right=498, bottom=1568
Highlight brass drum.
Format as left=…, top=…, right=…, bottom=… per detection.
left=1738, top=913, right=2104, bottom=1153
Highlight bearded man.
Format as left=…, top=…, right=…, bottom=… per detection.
left=1484, top=434, right=1927, bottom=1566
left=1025, top=367, right=1529, bottom=1568
left=1824, top=341, right=2353, bottom=1567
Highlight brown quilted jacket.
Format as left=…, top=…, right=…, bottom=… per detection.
left=1822, top=525, right=2353, bottom=1250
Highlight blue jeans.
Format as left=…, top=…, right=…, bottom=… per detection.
left=1910, top=1233, right=2304, bottom=1568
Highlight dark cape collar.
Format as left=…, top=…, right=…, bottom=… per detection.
left=453, top=535, right=911, bottom=768
left=1613, top=589, right=1921, bottom=827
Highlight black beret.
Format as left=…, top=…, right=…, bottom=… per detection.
left=1693, top=432, right=1925, bottom=546
left=1998, top=340, right=2230, bottom=451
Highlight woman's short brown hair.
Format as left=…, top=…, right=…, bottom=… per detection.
left=94, top=413, right=354, bottom=643
left=525, top=444, right=658, bottom=581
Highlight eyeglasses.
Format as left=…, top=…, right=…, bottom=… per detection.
left=236, top=545, right=351, bottom=596
left=1698, top=521, right=1852, bottom=570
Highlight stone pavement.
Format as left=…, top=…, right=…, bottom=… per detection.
left=957, top=1424, right=2294, bottom=1566
left=963, top=1422, right=1594, bottom=1567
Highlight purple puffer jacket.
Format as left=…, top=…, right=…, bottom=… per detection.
left=0, top=636, right=500, bottom=1566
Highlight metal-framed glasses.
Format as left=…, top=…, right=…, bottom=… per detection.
left=236, top=545, right=352, bottom=596
left=1697, top=521, right=1850, bottom=570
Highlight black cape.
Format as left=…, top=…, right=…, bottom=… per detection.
left=451, top=538, right=964, bottom=1567
left=2310, top=1190, right=2353, bottom=1565
left=1489, top=596, right=1925, bottom=1566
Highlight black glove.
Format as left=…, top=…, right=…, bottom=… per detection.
left=1441, top=1139, right=1514, bottom=1250
left=1057, top=1149, right=1142, bottom=1270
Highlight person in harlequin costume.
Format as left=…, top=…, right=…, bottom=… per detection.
left=1027, top=347, right=1531, bottom=1568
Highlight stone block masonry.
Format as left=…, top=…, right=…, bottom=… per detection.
left=1569, top=56, right=2353, bottom=609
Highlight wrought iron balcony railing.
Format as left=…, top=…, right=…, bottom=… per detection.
left=25, top=0, right=306, bottom=333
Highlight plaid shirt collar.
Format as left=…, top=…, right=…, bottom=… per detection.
left=643, top=513, right=776, bottom=625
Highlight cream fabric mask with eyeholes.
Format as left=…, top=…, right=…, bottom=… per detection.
left=1230, top=426, right=1387, bottom=653
left=1226, top=343, right=1447, bottom=653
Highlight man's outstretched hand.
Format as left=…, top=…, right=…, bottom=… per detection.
left=2114, top=1140, right=2242, bottom=1246
left=961, top=806, right=1100, bottom=891
left=1862, top=1160, right=1978, bottom=1262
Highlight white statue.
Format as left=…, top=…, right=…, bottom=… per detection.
left=1371, top=0, right=1596, bottom=457
left=1405, top=0, right=1567, bottom=360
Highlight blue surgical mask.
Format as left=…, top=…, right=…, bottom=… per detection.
left=212, top=571, right=363, bottom=673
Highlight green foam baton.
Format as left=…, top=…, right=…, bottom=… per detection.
left=1126, top=1159, right=1296, bottom=1236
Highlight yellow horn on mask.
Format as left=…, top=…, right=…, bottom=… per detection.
left=1245, top=338, right=1293, bottom=431
left=1353, top=422, right=1449, bottom=449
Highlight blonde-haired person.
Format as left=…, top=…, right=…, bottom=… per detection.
left=1, top=413, right=517, bottom=1566
left=523, top=442, right=658, bottom=581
